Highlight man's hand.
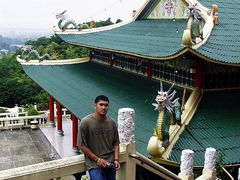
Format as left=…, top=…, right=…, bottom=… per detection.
left=96, top=158, right=109, bottom=168
left=114, top=159, right=120, bottom=171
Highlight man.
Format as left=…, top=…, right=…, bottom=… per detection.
left=78, top=95, right=120, bottom=180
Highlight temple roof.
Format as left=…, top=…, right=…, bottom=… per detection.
left=22, top=62, right=183, bottom=156
left=194, top=0, right=240, bottom=65
left=55, top=0, right=240, bottom=65
left=169, top=89, right=240, bottom=166
left=57, top=19, right=187, bottom=59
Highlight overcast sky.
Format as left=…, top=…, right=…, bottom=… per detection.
left=0, top=0, right=145, bottom=36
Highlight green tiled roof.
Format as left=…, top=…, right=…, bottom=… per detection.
left=57, top=19, right=186, bottom=58
left=23, top=62, right=183, bottom=156
left=56, top=0, right=240, bottom=65
left=195, top=0, right=240, bottom=64
left=169, top=90, right=240, bottom=166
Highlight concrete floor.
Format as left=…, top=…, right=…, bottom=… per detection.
left=0, top=128, right=61, bottom=171
left=0, top=118, right=78, bottom=169
left=40, top=118, right=79, bottom=158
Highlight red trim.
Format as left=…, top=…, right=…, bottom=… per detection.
left=147, top=62, right=153, bottom=78
left=195, top=61, right=203, bottom=88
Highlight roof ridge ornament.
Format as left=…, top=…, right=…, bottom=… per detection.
left=182, top=3, right=218, bottom=49
left=20, top=45, right=52, bottom=62
left=56, top=10, right=91, bottom=31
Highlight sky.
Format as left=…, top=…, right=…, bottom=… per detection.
left=0, top=0, right=146, bottom=37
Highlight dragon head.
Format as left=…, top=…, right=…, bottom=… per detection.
left=152, top=81, right=179, bottom=113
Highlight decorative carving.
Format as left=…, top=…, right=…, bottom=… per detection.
left=202, top=147, right=217, bottom=178
left=147, top=82, right=181, bottom=157
left=178, top=149, right=194, bottom=179
left=56, top=10, right=89, bottom=31
left=182, top=3, right=219, bottom=48
left=20, top=45, right=51, bottom=62
left=117, top=108, right=135, bottom=144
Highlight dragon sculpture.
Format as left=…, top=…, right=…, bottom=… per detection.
left=147, top=82, right=181, bottom=157
left=187, top=3, right=204, bottom=43
left=56, top=10, right=90, bottom=31
left=20, top=45, right=51, bottom=62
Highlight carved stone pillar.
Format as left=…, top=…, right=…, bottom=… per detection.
left=203, top=147, right=217, bottom=178
left=238, top=167, right=240, bottom=180
left=178, top=149, right=194, bottom=180
left=117, top=108, right=135, bottom=144
left=117, top=108, right=136, bottom=180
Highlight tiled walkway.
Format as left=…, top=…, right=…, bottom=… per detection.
left=0, top=128, right=60, bottom=171
left=0, top=117, right=78, bottom=172
left=40, top=118, right=79, bottom=158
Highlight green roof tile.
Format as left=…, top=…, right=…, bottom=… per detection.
left=169, top=90, right=240, bottom=166
left=195, top=0, right=240, bottom=64
left=22, top=62, right=183, bottom=156
left=57, top=19, right=186, bottom=58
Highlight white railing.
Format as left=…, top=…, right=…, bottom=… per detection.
left=0, top=143, right=131, bottom=180
left=0, top=114, right=47, bottom=131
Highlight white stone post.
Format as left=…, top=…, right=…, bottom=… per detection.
left=202, top=147, right=217, bottom=178
left=238, top=167, right=240, bottom=180
left=117, top=108, right=135, bottom=180
left=118, top=108, right=135, bottom=144
left=178, top=149, right=194, bottom=180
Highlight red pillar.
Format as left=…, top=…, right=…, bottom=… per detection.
left=90, top=49, right=94, bottom=61
left=147, top=61, right=153, bottom=78
left=109, top=53, right=114, bottom=67
left=195, top=61, right=203, bottom=88
left=72, top=114, right=79, bottom=154
left=57, top=102, right=64, bottom=136
left=49, top=96, right=55, bottom=127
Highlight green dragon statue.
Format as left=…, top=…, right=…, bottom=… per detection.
left=20, top=45, right=51, bottom=62
left=187, top=3, right=204, bottom=43
left=147, top=82, right=181, bottom=157
left=56, top=10, right=89, bottom=31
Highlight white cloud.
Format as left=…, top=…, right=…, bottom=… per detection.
left=0, top=0, right=145, bottom=35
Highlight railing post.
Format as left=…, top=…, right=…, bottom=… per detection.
left=117, top=108, right=136, bottom=180
left=202, top=148, right=217, bottom=179
left=178, top=149, right=194, bottom=180
left=238, top=167, right=240, bottom=180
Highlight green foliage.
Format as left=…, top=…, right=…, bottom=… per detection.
left=27, top=106, right=39, bottom=116
left=116, top=19, right=123, bottom=24
left=34, top=91, right=49, bottom=111
left=0, top=53, right=42, bottom=107
left=25, top=35, right=89, bottom=59
left=0, top=18, right=116, bottom=108
left=0, top=108, right=7, bottom=113
left=216, top=148, right=225, bottom=178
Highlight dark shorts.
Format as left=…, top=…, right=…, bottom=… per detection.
left=89, top=167, right=116, bottom=180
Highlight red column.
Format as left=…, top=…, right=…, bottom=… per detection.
left=109, top=54, right=114, bottom=67
left=147, top=61, right=153, bottom=78
left=89, top=49, right=94, bottom=61
left=72, top=114, right=79, bottom=154
left=57, top=102, right=64, bottom=136
left=195, top=61, right=203, bottom=88
left=49, top=96, right=55, bottom=127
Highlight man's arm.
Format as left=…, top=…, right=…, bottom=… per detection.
left=80, top=146, right=109, bottom=168
left=114, top=144, right=120, bottom=170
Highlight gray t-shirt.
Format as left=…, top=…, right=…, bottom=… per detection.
left=77, top=114, right=120, bottom=170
